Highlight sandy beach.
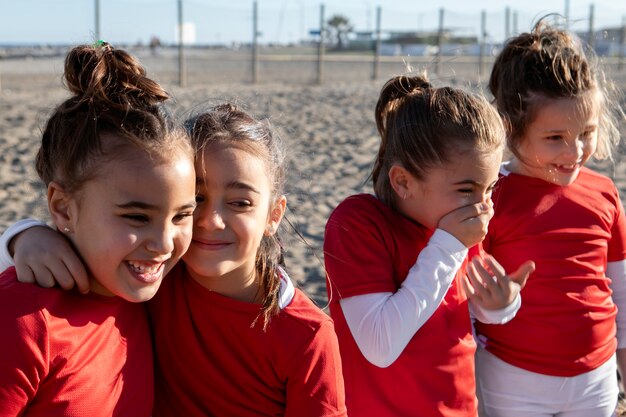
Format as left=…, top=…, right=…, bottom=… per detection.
left=1, top=47, right=625, bottom=307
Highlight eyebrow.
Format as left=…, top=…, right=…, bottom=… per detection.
left=227, top=180, right=260, bottom=194
left=195, top=177, right=260, bottom=194
left=453, top=179, right=497, bottom=187
left=116, top=201, right=197, bottom=211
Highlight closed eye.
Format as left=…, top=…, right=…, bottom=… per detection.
left=229, top=200, right=252, bottom=208
left=173, top=212, right=194, bottom=223
left=122, top=214, right=149, bottom=223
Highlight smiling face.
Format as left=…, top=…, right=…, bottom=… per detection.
left=60, top=147, right=196, bottom=302
left=400, top=146, right=502, bottom=230
left=509, top=94, right=599, bottom=186
left=183, top=143, right=282, bottom=295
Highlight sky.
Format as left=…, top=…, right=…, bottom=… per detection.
left=0, top=0, right=625, bottom=46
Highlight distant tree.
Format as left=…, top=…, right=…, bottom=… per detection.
left=325, top=14, right=353, bottom=49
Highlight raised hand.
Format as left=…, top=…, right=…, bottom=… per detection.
left=437, top=202, right=493, bottom=248
left=463, top=254, right=535, bottom=310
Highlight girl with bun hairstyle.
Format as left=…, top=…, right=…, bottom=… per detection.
left=0, top=42, right=196, bottom=416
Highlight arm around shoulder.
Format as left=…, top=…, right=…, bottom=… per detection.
left=0, top=219, right=48, bottom=270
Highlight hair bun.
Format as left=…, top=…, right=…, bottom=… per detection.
left=63, top=43, right=168, bottom=111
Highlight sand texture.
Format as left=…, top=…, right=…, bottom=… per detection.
left=1, top=48, right=625, bottom=307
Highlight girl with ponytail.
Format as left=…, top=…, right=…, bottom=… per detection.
left=323, top=73, right=534, bottom=417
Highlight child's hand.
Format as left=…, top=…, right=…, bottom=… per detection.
left=11, top=227, right=89, bottom=293
left=463, top=255, right=535, bottom=310
left=437, top=202, right=493, bottom=248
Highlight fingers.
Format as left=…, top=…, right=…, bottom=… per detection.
left=62, top=257, right=90, bottom=294
left=461, top=274, right=476, bottom=299
left=15, top=262, right=55, bottom=287
left=508, top=260, right=536, bottom=289
left=438, top=202, right=493, bottom=248
left=481, top=255, right=511, bottom=292
left=12, top=226, right=90, bottom=293
left=467, top=258, right=501, bottom=301
left=448, top=202, right=492, bottom=223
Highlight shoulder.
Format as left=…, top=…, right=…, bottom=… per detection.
left=579, top=167, right=613, bottom=184
left=0, top=268, right=60, bottom=308
left=577, top=167, right=621, bottom=200
left=279, top=289, right=333, bottom=333
left=331, top=194, right=387, bottom=216
left=0, top=269, right=52, bottom=343
left=326, top=193, right=402, bottom=240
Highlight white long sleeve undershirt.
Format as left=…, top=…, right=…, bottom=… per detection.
left=0, top=218, right=48, bottom=271
left=339, top=229, right=521, bottom=368
left=608, top=260, right=626, bottom=349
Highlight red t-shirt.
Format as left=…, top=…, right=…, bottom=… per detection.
left=148, top=263, right=346, bottom=417
left=0, top=267, right=153, bottom=416
left=324, top=194, right=477, bottom=417
left=476, top=167, right=626, bottom=376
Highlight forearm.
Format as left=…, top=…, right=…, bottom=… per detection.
left=340, top=229, right=467, bottom=367
left=0, top=219, right=48, bottom=270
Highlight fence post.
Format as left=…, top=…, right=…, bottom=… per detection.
left=505, top=7, right=510, bottom=40
left=436, top=8, right=444, bottom=77
left=479, top=10, right=486, bottom=78
left=178, top=0, right=186, bottom=87
left=94, top=0, right=101, bottom=40
left=372, top=6, right=381, bottom=80
left=252, top=1, right=259, bottom=84
left=617, top=16, right=626, bottom=71
left=588, top=3, right=595, bottom=50
left=316, top=4, right=325, bottom=85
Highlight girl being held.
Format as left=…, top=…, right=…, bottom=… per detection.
left=0, top=43, right=196, bottom=416
left=150, top=104, right=346, bottom=416
left=323, top=74, right=535, bottom=417
left=474, top=20, right=626, bottom=417
left=1, top=104, right=346, bottom=417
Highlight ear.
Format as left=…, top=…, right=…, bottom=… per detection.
left=388, top=164, right=414, bottom=201
left=265, top=195, right=287, bottom=237
left=47, top=181, right=75, bottom=232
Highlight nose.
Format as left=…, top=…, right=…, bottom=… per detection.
left=564, top=138, right=584, bottom=160
left=195, top=204, right=226, bottom=230
left=146, top=223, right=175, bottom=255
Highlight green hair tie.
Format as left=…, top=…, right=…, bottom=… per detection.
left=94, top=39, right=108, bottom=48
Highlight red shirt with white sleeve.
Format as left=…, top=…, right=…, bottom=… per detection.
left=324, top=193, right=477, bottom=417
left=476, top=166, right=626, bottom=376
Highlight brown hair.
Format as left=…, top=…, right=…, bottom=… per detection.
left=373, top=74, right=505, bottom=208
left=489, top=18, right=622, bottom=160
left=36, top=42, right=192, bottom=193
left=185, top=103, right=286, bottom=330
